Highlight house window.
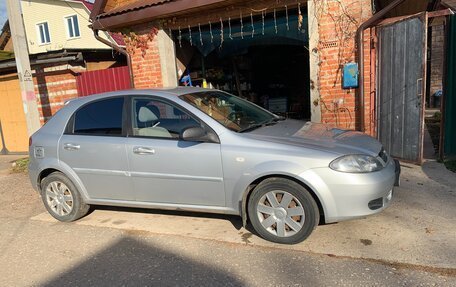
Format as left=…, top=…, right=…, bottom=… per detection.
left=36, top=22, right=50, bottom=44
left=65, top=15, right=80, bottom=38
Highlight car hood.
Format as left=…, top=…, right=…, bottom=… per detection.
left=244, top=120, right=383, bottom=157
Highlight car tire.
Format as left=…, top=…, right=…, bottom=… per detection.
left=40, top=171, right=90, bottom=222
left=248, top=177, right=319, bottom=244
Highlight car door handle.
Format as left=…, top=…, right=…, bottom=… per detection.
left=63, top=143, right=80, bottom=151
left=133, top=146, right=155, bottom=155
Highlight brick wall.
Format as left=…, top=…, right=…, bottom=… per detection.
left=124, top=23, right=163, bottom=89
left=313, top=0, right=373, bottom=133
left=33, top=65, right=81, bottom=124
left=429, top=22, right=445, bottom=107
left=32, top=59, right=126, bottom=124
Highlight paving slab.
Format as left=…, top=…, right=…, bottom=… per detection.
left=32, top=161, right=456, bottom=270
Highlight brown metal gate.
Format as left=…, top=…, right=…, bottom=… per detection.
left=376, top=14, right=428, bottom=164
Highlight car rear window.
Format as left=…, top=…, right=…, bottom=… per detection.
left=73, top=97, right=124, bottom=136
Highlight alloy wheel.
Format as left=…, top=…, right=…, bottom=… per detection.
left=256, top=190, right=305, bottom=237
left=45, top=181, right=74, bottom=216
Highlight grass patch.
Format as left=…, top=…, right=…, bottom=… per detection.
left=444, top=160, right=456, bottom=173
left=11, top=157, right=29, bottom=173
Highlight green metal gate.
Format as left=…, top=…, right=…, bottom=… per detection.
left=443, top=15, right=456, bottom=159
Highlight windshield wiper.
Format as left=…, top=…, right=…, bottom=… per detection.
left=239, top=117, right=282, bottom=133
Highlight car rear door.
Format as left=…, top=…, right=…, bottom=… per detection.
left=59, top=96, right=134, bottom=201
left=125, top=96, right=225, bottom=206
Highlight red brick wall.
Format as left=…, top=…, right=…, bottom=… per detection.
left=124, top=23, right=163, bottom=89
left=314, top=0, right=374, bottom=134
left=33, top=67, right=79, bottom=124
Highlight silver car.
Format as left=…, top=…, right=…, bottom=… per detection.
left=28, top=87, right=400, bottom=244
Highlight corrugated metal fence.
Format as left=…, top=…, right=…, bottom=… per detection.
left=76, top=66, right=131, bottom=97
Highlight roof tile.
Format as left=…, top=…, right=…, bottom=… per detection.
left=98, top=0, right=172, bottom=18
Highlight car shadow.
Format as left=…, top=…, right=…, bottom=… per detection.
left=40, top=237, right=246, bottom=287
left=90, top=205, right=244, bottom=231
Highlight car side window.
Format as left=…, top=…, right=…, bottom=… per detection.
left=73, top=97, right=124, bottom=136
left=131, top=98, right=199, bottom=139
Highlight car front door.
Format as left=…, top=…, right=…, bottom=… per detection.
left=59, top=96, right=134, bottom=201
left=126, top=96, right=225, bottom=206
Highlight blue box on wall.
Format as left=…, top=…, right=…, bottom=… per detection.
left=342, top=62, right=359, bottom=89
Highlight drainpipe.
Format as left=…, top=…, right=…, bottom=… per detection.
left=356, top=0, right=406, bottom=132
left=94, top=30, right=135, bottom=88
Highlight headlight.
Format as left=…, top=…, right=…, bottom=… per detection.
left=330, top=154, right=384, bottom=173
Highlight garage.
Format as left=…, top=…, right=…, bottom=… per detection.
left=173, top=8, right=311, bottom=119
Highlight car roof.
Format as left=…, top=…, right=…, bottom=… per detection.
left=66, top=87, right=215, bottom=105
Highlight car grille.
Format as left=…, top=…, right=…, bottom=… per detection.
left=379, top=148, right=388, bottom=163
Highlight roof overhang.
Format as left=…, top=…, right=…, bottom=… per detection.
left=376, top=0, right=439, bottom=17
left=92, top=0, right=309, bottom=31
left=92, top=0, right=227, bottom=30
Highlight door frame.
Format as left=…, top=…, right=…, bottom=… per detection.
left=375, top=10, right=454, bottom=164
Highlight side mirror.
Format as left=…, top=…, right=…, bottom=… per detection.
left=180, top=126, right=207, bottom=142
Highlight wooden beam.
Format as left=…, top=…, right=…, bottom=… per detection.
left=427, top=8, right=454, bottom=18
left=376, top=12, right=423, bottom=26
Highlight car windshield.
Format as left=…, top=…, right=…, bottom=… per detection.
left=180, top=91, right=280, bottom=132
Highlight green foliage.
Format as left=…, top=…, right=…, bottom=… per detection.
left=433, top=111, right=441, bottom=121
left=444, top=160, right=456, bottom=173
left=12, top=157, right=29, bottom=173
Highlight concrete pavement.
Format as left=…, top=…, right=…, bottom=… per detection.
left=30, top=160, right=456, bottom=269
left=0, top=156, right=455, bottom=286
left=1, top=218, right=454, bottom=286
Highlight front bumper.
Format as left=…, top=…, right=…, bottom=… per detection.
left=299, top=158, right=398, bottom=224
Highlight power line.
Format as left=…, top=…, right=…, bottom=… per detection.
left=63, top=0, right=90, bottom=21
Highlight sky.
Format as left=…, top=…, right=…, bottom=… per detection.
left=0, top=0, right=7, bottom=29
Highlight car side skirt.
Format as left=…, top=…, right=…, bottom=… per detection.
left=86, top=199, right=240, bottom=216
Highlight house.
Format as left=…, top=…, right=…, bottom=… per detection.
left=21, top=0, right=117, bottom=55
left=0, top=0, right=130, bottom=154
left=88, top=0, right=455, bottom=162
left=0, top=21, right=14, bottom=58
